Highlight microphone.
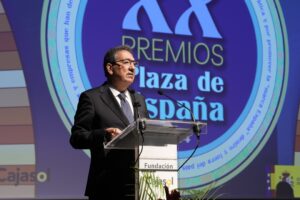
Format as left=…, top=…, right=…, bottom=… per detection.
left=129, top=89, right=145, bottom=130
left=129, top=89, right=140, bottom=118
left=157, top=89, right=201, bottom=137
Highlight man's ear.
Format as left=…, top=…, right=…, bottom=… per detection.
left=106, top=64, right=113, bottom=75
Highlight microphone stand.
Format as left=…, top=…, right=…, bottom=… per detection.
left=157, top=90, right=201, bottom=171
left=129, top=89, right=146, bottom=167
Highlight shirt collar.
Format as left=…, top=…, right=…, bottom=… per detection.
left=109, top=86, right=129, bottom=98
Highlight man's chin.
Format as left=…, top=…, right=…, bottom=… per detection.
left=123, top=78, right=134, bottom=86
left=126, top=77, right=135, bottom=82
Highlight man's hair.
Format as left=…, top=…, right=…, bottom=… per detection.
left=103, top=45, right=133, bottom=77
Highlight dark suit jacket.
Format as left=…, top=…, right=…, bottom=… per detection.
left=70, top=83, right=148, bottom=198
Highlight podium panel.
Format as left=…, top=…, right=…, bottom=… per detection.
left=104, top=118, right=207, bottom=199
left=104, top=118, right=206, bottom=149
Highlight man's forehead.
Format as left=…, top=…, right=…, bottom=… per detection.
left=115, top=50, right=134, bottom=59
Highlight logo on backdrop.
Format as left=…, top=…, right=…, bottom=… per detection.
left=121, top=0, right=225, bottom=123
left=41, top=0, right=288, bottom=190
left=122, top=0, right=222, bottom=38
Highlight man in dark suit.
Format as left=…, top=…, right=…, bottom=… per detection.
left=70, top=45, right=148, bottom=200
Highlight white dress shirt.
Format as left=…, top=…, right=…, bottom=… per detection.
left=109, top=87, right=134, bottom=114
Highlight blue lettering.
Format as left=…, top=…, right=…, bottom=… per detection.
left=175, top=0, right=222, bottom=38
left=193, top=96, right=208, bottom=120
left=197, top=71, right=224, bottom=93
left=145, top=97, right=224, bottom=121
left=160, top=99, right=175, bottom=119
left=209, top=102, right=224, bottom=121
left=146, top=98, right=158, bottom=118
left=147, top=72, right=159, bottom=88
left=138, top=65, right=145, bottom=87
left=136, top=66, right=188, bottom=90
left=174, top=74, right=187, bottom=90
left=123, top=0, right=222, bottom=38
left=177, top=101, right=191, bottom=119
left=161, top=73, right=173, bottom=89
left=211, top=76, right=224, bottom=93
left=122, top=0, right=172, bottom=33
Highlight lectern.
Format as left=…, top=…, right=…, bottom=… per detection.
left=104, top=118, right=207, bottom=200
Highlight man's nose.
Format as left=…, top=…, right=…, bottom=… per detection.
left=129, top=63, right=135, bottom=70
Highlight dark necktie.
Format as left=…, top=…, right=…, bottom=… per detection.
left=118, top=92, right=134, bottom=123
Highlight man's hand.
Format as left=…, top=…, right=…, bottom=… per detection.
left=105, top=127, right=122, bottom=139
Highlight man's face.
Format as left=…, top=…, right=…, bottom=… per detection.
left=107, top=50, right=136, bottom=88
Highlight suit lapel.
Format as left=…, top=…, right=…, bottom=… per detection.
left=99, top=85, right=130, bottom=126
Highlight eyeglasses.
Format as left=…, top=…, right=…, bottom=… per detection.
left=112, top=59, right=139, bottom=67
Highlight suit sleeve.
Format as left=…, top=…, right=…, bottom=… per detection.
left=70, top=92, right=105, bottom=149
